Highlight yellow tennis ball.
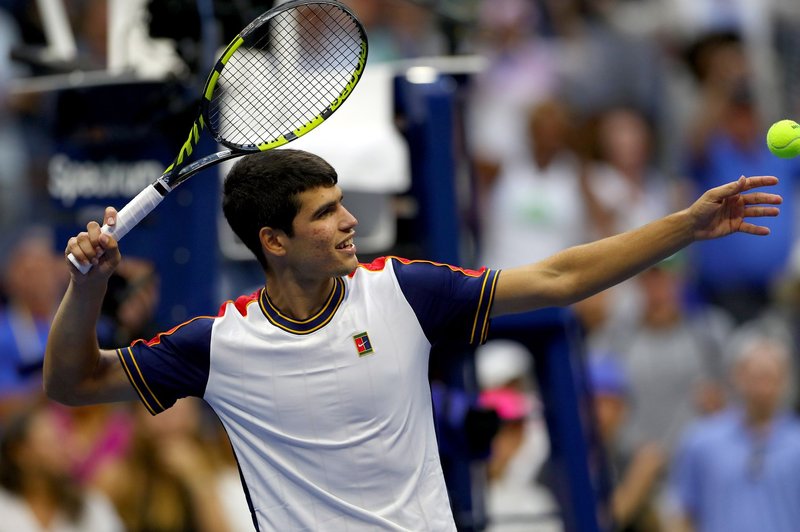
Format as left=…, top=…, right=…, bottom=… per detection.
left=766, top=119, right=800, bottom=158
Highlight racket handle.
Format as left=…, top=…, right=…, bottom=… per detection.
left=67, top=184, right=167, bottom=274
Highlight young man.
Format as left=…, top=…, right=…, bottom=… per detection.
left=45, top=149, right=781, bottom=531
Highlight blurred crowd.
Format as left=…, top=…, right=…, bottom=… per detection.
left=1, top=0, right=800, bottom=530
left=466, top=1, right=800, bottom=531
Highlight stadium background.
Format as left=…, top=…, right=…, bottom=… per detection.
left=1, top=1, right=800, bottom=530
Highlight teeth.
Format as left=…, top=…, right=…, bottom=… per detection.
left=337, top=238, right=353, bottom=249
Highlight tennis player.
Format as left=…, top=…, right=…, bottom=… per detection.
left=45, top=149, right=781, bottom=531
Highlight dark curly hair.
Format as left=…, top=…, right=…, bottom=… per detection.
left=222, top=149, right=338, bottom=271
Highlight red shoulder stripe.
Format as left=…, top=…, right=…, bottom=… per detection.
left=352, top=256, right=389, bottom=274
left=132, top=315, right=215, bottom=347
left=353, top=256, right=485, bottom=277
left=218, top=288, right=262, bottom=317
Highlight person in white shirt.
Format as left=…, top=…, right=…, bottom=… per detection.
left=45, top=148, right=780, bottom=530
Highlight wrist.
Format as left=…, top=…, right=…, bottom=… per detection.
left=672, top=209, right=698, bottom=244
left=67, top=276, right=109, bottom=302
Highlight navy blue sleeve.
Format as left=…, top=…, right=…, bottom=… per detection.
left=117, top=316, right=214, bottom=415
left=390, top=258, right=500, bottom=345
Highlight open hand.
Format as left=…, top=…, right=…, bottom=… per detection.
left=690, top=176, right=781, bottom=240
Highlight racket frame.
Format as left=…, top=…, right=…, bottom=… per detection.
left=67, top=0, right=368, bottom=274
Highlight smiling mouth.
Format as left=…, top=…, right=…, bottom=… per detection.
left=336, top=237, right=355, bottom=250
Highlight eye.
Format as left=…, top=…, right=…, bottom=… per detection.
left=315, top=205, right=336, bottom=219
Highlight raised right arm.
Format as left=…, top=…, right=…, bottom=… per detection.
left=44, top=208, right=137, bottom=405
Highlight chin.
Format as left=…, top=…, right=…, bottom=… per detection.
left=337, top=255, right=359, bottom=275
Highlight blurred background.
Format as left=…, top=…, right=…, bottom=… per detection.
left=2, top=0, right=800, bottom=530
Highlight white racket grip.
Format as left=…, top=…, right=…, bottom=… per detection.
left=67, top=184, right=167, bottom=274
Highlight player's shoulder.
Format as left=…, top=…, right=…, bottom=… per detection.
left=348, top=256, right=492, bottom=303
left=351, top=256, right=400, bottom=275
left=351, top=256, right=486, bottom=277
left=217, top=288, right=263, bottom=318
left=132, top=314, right=217, bottom=348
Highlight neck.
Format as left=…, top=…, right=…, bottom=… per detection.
left=11, top=299, right=52, bottom=322
left=619, top=165, right=643, bottom=183
left=23, top=479, right=59, bottom=527
left=533, top=149, right=556, bottom=170
left=744, top=406, right=777, bottom=433
left=264, top=274, right=336, bottom=321
left=643, top=304, right=680, bottom=328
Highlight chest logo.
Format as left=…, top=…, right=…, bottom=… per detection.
left=353, top=331, right=374, bottom=357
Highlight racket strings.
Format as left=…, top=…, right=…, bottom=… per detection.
left=208, top=4, right=363, bottom=148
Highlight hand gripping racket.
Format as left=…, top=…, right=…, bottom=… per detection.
left=68, top=0, right=368, bottom=273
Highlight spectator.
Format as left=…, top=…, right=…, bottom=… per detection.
left=584, top=106, right=679, bottom=239
left=56, top=404, right=134, bottom=498
left=476, top=340, right=562, bottom=532
left=733, top=246, right=800, bottom=398
left=588, top=355, right=666, bottom=532
left=341, top=0, right=444, bottom=62
left=660, top=0, right=785, bottom=122
left=0, top=228, right=65, bottom=402
left=592, top=253, right=733, bottom=454
left=467, top=0, right=560, bottom=168
left=667, top=335, right=800, bottom=532
left=101, top=398, right=248, bottom=532
left=580, top=106, right=684, bottom=321
left=543, top=0, right=668, bottom=128
left=478, top=98, right=588, bottom=269
left=0, top=399, right=124, bottom=531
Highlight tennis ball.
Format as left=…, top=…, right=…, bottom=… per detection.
left=766, top=119, right=800, bottom=158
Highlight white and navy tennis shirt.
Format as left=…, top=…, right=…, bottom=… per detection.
left=117, top=257, right=499, bottom=531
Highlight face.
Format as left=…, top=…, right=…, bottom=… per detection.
left=639, top=267, right=681, bottom=308
left=593, top=393, right=627, bottom=444
left=528, top=100, right=570, bottom=156
left=599, top=109, right=650, bottom=172
left=15, top=408, right=71, bottom=480
left=281, top=185, right=359, bottom=280
left=6, top=238, right=65, bottom=318
left=735, top=344, right=787, bottom=420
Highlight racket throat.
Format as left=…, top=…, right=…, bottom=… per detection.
left=153, top=178, right=172, bottom=196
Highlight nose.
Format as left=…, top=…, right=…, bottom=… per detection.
left=340, top=205, right=358, bottom=230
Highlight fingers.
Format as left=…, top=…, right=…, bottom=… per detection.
left=68, top=222, right=102, bottom=266
left=100, top=227, right=120, bottom=257
left=713, top=176, right=779, bottom=199
left=737, top=222, right=771, bottom=236
left=65, top=207, right=120, bottom=270
left=738, top=204, right=780, bottom=236
left=99, top=207, right=118, bottom=247
left=740, top=175, right=779, bottom=191
left=742, top=192, right=783, bottom=205
left=743, top=206, right=780, bottom=218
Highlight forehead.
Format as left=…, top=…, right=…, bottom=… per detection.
left=295, top=184, right=342, bottom=211
left=740, top=347, right=787, bottom=372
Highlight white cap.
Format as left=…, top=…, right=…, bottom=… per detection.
left=476, top=340, right=532, bottom=390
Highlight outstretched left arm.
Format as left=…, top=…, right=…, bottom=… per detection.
left=491, top=175, right=781, bottom=317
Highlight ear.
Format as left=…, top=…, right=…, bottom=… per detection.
left=259, top=227, right=288, bottom=259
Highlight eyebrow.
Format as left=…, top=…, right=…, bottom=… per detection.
left=311, top=194, right=344, bottom=219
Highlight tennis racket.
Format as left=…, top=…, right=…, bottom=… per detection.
left=68, top=0, right=368, bottom=273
